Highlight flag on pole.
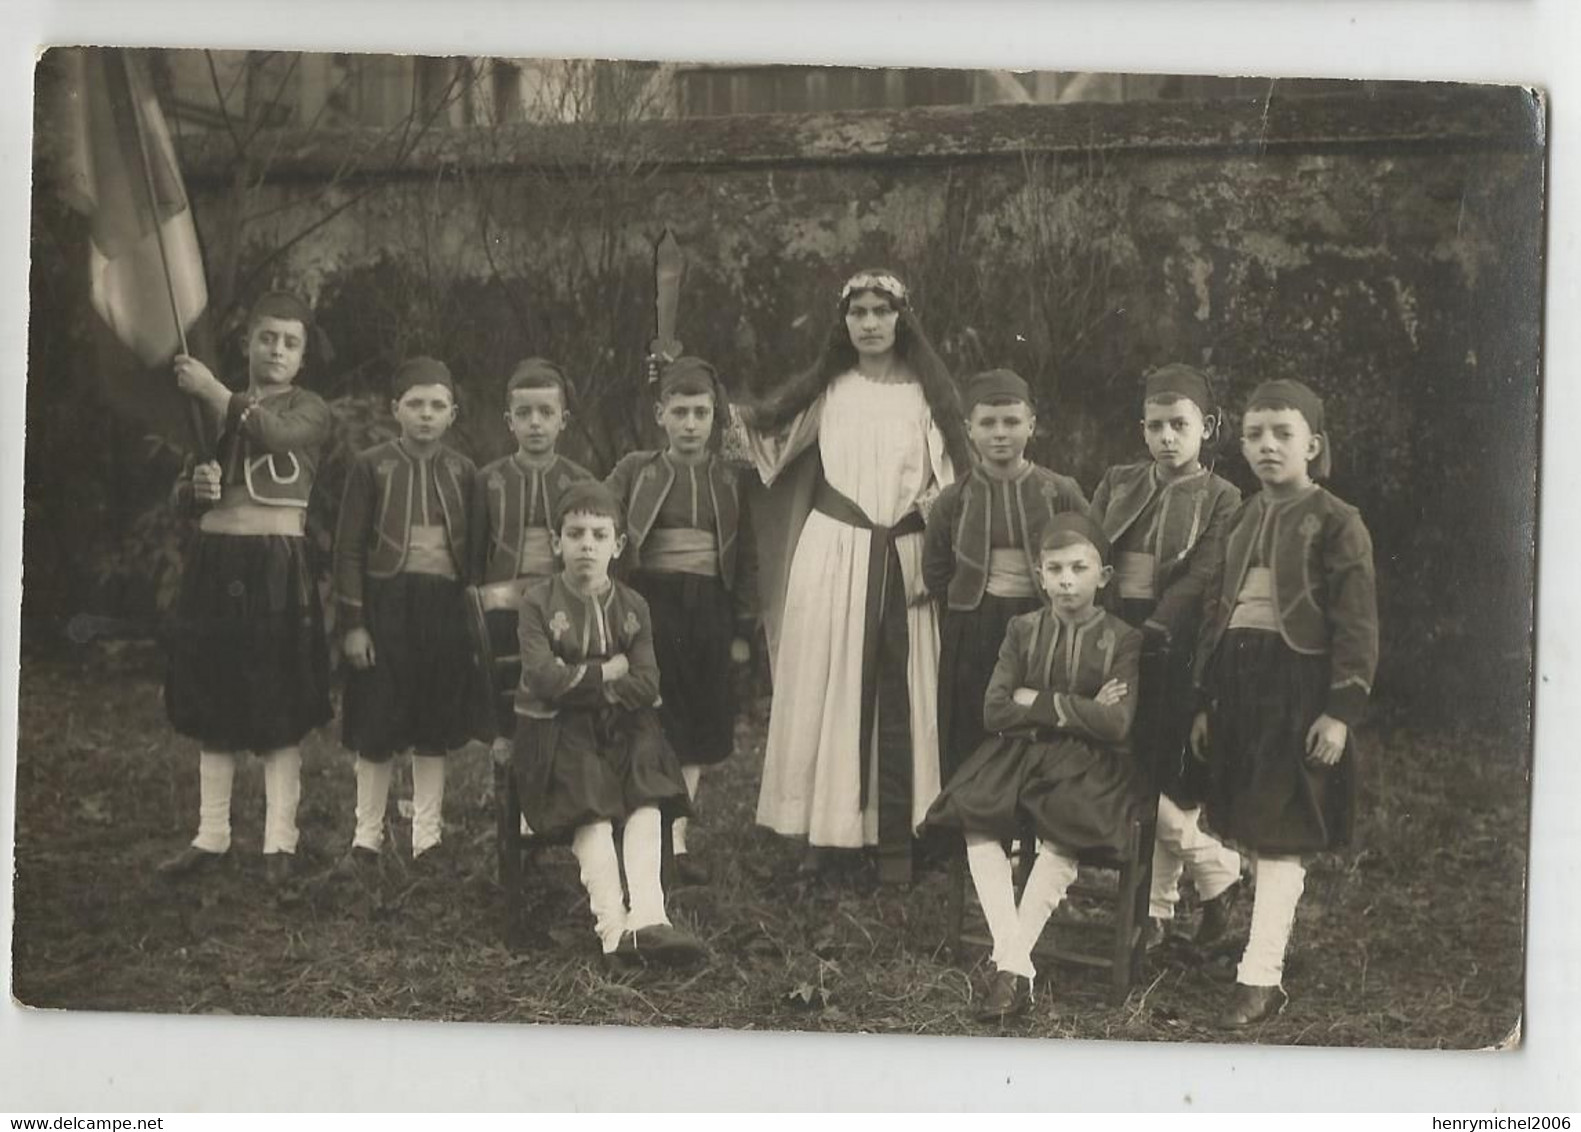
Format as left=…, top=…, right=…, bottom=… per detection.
left=55, top=47, right=208, bottom=369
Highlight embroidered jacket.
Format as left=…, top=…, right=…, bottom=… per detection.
left=514, top=575, right=662, bottom=718
left=605, top=450, right=759, bottom=631
left=1193, top=486, right=1379, bottom=725
left=922, top=463, right=1088, bottom=611
left=172, top=385, right=332, bottom=514
left=1089, top=461, right=1241, bottom=641
left=332, top=440, right=478, bottom=631
left=470, top=453, right=595, bottom=583
left=984, top=606, right=1142, bottom=748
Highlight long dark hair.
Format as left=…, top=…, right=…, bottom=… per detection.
left=747, top=269, right=971, bottom=472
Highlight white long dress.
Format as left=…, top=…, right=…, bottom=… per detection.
left=749, top=370, right=955, bottom=847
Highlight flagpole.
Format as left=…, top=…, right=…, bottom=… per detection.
left=116, top=48, right=210, bottom=458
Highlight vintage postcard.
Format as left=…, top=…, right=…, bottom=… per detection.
left=13, top=44, right=1543, bottom=1071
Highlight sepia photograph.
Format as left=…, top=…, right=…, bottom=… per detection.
left=2, top=0, right=1572, bottom=1113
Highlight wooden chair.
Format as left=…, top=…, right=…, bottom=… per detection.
left=463, top=580, right=536, bottom=945
left=464, top=581, right=674, bottom=950
left=945, top=805, right=1158, bottom=1005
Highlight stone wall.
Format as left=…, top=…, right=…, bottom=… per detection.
left=174, top=84, right=1545, bottom=720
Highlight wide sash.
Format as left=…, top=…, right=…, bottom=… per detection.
left=811, top=477, right=924, bottom=865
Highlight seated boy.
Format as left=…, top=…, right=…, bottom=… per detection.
left=513, top=481, right=703, bottom=966
left=924, top=513, right=1144, bottom=1021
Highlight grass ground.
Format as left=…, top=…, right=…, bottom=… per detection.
left=11, top=646, right=1527, bottom=1049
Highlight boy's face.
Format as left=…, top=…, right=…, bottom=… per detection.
left=1143, top=397, right=1207, bottom=473
left=506, top=386, right=567, bottom=458
left=1241, top=407, right=1319, bottom=488
left=391, top=382, right=457, bottom=445
left=845, top=292, right=899, bottom=357
left=655, top=391, right=716, bottom=458
left=246, top=316, right=307, bottom=390
left=552, top=510, right=625, bottom=586
left=967, top=398, right=1035, bottom=468
left=1038, top=541, right=1111, bottom=616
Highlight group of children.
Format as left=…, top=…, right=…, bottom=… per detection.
left=920, top=361, right=1377, bottom=1028
left=157, top=282, right=1376, bottom=1031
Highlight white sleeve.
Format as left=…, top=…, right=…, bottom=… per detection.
left=731, top=394, right=823, bottom=488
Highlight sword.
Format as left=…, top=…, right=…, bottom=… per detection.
left=647, top=227, right=685, bottom=383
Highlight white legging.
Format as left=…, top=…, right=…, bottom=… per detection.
left=672, top=764, right=704, bottom=855
left=352, top=754, right=447, bottom=856
left=1149, top=794, right=1242, bottom=919
left=1237, top=854, right=1306, bottom=987
left=966, top=833, right=1079, bottom=980
left=193, top=747, right=300, bottom=855
left=571, top=807, right=670, bottom=954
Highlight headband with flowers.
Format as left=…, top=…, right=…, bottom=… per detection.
left=839, top=272, right=909, bottom=307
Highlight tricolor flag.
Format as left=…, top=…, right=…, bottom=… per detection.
left=56, top=46, right=209, bottom=373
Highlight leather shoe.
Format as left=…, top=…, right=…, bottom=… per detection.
left=614, top=923, right=706, bottom=967
left=156, top=845, right=229, bottom=880
left=797, top=845, right=831, bottom=878
left=325, top=846, right=381, bottom=884
left=1144, top=917, right=1169, bottom=952
left=877, top=848, right=913, bottom=888
left=1217, top=982, right=1289, bottom=1029
left=263, top=852, right=295, bottom=888
left=673, top=854, right=711, bottom=887
left=975, top=970, right=1033, bottom=1023
left=411, top=841, right=450, bottom=875
left=1196, top=882, right=1242, bottom=949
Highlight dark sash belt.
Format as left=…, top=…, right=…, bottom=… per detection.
left=812, top=478, right=925, bottom=851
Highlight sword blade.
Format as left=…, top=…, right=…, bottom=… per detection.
left=651, top=227, right=684, bottom=367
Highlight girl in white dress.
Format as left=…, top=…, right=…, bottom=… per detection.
left=737, top=269, right=972, bottom=884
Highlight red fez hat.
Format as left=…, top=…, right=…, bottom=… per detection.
left=658, top=356, right=720, bottom=398
left=1145, top=364, right=1214, bottom=415
left=1040, top=511, right=1112, bottom=566
left=965, top=368, right=1032, bottom=410
left=391, top=355, right=456, bottom=399
left=1247, top=378, right=1325, bottom=434
left=510, top=357, right=566, bottom=387
left=553, top=479, right=625, bottom=533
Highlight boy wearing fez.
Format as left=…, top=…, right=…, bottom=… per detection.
left=1089, top=363, right=1244, bottom=949
left=332, top=357, right=478, bottom=872
left=159, top=291, right=334, bottom=886
left=605, top=357, right=757, bottom=885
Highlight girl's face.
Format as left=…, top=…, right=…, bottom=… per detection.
left=845, top=291, right=899, bottom=357
left=655, top=391, right=716, bottom=460
left=392, top=383, right=457, bottom=445
left=246, top=316, right=306, bottom=390
left=967, top=399, right=1035, bottom=469
left=1143, top=397, right=1207, bottom=475
left=506, top=386, right=567, bottom=458
left=1241, top=406, right=1319, bottom=489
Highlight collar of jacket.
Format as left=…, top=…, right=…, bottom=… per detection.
left=548, top=573, right=642, bottom=656
left=366, top=439, right=471, bottom=573
left=221, top=387, right=322, bottom=507
left=1218, top=485, right=1330, bottom=655
left=1098, top=463, right=1205, bottom=541
left=482, top=453, right=589, bottom=582
left=1026, top=604, right=1121, bottom=690
left=944, top=463, right=1057, bottom=611
left=622, top=450, right=741, bottom=584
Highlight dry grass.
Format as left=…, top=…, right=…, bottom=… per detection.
left=11, top=647, right=1527, bottom=1049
